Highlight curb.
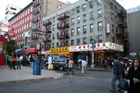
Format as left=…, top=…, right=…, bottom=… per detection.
left=0, top=77, right=54, bottom=85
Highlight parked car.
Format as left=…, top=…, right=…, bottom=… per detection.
left=44, top=56, right=71, bottom=71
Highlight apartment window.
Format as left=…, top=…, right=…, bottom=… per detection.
left=53, top=17, right=55, bottom=22
left=98, top=0, right=101, bottom=5
left=66, top=30, right=69, bottom=36
left=90, top=12, right=94, bottom=19
left=40, top=6, right=42, bottom=10
left=66, top=41, right=68, bottom=46
left=83, top=14, right=86, bottom=21
left=22, top=26, right=23, bottom=30
left=27, top=23, right=28, bottom=28
left=90, top=36, right=93, bottom=42
left=90, top=24, right=94, bottom=32
left=98, top=9, right=102, bottom=17
left=89, top=1, right=93, bottom=8
left=25, top=18, right=26, bottom=23
left=83, top=4, right=86, bottom=11
left=110, top=2, right=113, bottom=10
left=115, top=16, right=117, bottom=23
left=115, top=6, right=117, bottom=12
left=53, top=25, right=55, bottom=31
left=77, top=6, right=80, bottom=13
left=71, top=9, right=74, bottom=14
left=83, top=38, right=87, bottom=44
left=66, top=11, right=69, bottom=16
left=31, top=7, right=32, bottom=12
left=111, top=13, right=114, bottom=21
left=71, top=40, right=74, bottom=46
left=71, top=29, right=74, bottom=36
left=112, top=25, right=114, bottom=33
left=83, top=25, right=87, bottom=33
left=53, top=34, right=55, bottom=40
left=27, top=16, right=29, bottom=21
left=57, top=42, right=59, bottom=47
left=28, top=9, right=29, bottom=14
left=20, top=27, right=21, bottom=31
left=77, top=16, right=80, bottom=23
left=52, top=43, right=54, bottom=48
left=98, top=22, right=102, bottom=31
left=21, top=14, right=22, bottom=18
left=30, top=22, right=31, bottom=27
left=112, top=37, right=115, bottom=42
left=116, top=27, right=118, bottom=32
left=98, top=35, right=102, bottom=43
left=77, top=27, right=80, bottom=35
left=30, top=14, right=32, bottom=20
left=40, top=14, right=41, bottom=19
left=39, top=23, right=41, bottom=28
left=71, top=18, right=74, bottom=25
left=57, top=32, right=59, bottom=37
left=26, top=10, right=27, bottom=15
left=59, top=5, right=62, bottom=9
left=57, top=15, right=60, bottom=19
left=77, top=39, right=80, bottom=45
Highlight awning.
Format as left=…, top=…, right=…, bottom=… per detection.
left=25, top=48, right=38, bottom=54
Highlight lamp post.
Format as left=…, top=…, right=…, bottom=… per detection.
left=85, top=0, right=111, bottom=68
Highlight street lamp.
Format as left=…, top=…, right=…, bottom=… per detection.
left=85, top=0, right=111, bottom=68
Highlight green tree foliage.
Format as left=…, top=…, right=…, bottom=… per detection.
left=7, top=40, right=18, bottom=54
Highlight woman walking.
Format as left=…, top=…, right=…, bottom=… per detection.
left=16, top=54, right=21, bottom=69
left=10, top=54, right=17, bottom=70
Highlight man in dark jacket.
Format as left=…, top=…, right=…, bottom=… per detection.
left=110, top=56, right=123, bottom=92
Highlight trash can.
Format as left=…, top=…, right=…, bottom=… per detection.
left=33, top=57, right=41, bottom=75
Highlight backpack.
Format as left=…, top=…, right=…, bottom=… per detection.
left=30, top=57, right=33, bottom=62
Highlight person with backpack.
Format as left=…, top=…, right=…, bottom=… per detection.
left=16, top=54, right=21, bottom=69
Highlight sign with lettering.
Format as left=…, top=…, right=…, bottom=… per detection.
left=70, top=44, right=92, bottom=52
left=50, top=47, right=69, bottom=53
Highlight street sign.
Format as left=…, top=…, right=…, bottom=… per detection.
left=39, top=36, right=42, bottom=43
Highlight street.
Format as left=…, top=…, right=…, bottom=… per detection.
left=0, top=69, right=121, bottom=93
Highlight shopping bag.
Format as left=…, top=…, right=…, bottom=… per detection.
left=117, top=78, right=129, bottom=91
left=51, top=64, right=53, bottom=70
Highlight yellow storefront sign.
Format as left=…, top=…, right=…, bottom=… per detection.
left=50, top=47, right=69, bottom=55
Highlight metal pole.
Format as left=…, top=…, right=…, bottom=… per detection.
left=39, top=42, right=41, bottom=75
left=91, top=44, right=94, bottom=68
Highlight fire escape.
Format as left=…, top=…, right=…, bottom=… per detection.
left=57, top=12, right=70, bottom=47
left=116, top=10, right=129, bottom=54
left=43, top=19, right=52, bottom=50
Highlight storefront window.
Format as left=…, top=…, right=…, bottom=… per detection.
left=0, top=42, right=3, bottom=54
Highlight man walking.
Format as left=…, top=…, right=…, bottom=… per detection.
left=66, top=58, right=74, bottom=75
left=82, top=59, right=87, bottom=73
left=110, top=56, right=123, bottom=92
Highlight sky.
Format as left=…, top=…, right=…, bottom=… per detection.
left=0, top=0, right=140, bottom=21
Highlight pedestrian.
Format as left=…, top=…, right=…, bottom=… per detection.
left=16, top=54, right=21, bottom=69
left=66, top=58, right=74, bottom=75
left=10, top=54, right=17, bottom=70
left=127, top=58, right=140, bottom=93
left=110, top=56, right=123, bottom=92
left=30, top=55, right=34, bottom=67
left=28, top=54, right=31, bottom=66
left=94, top=57, right=98, bottom=67
left=48, top=55, right=52, bottom=70
left=7, top=54, right=12, bottom=67
left=82, top=59, right=87, bottom=74
left=104, top=59, right=108, bottom=70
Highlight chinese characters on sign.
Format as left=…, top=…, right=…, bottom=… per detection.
left=50, top=47, right=69, bottom=53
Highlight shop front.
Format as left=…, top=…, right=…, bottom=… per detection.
left=50, top=47, right=70, bottom=57
left=70, top=44, right=92, bottom=65
left=25, top=48, right=38, bottom=57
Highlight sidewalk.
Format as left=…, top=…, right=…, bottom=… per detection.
left=0, top=66, right=63, bottom=85
left=75, top=65, right=111, bottom=71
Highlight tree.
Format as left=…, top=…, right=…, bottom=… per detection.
left=6, top=39, right=19, bottom=54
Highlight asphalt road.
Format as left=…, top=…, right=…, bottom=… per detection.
left=0, top=69, right=122, bottom=93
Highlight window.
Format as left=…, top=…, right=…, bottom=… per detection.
left=112, top=25, right=114, bottom=33
left=98, top=0, right=101, bottom=5
left=66, top=11, right=69, bottom=16
left=30, top=14, right=32, bottom=20
left=59, top=5, right=62, bottom=9
left=52, top=43, right=54, bottom=48
left=27, top=16, right=29, bottom=21
left=98, top=22, right=102, bottom=31
left=53, top=34, right=55, bottom=40
left=39, top=23, right=41, bottom=29
left=83, top=25, right=87, bottom=33
left=98, top=35, right=102, bottom=42
left=25, top=18, right=26, bottom=23
left=53, top=25, right=55, bottom=31
left=31, top=7, right=32, bottom=12
left=83, top=38, right=87, bottom=44
left=90, top=24, right=94, bottom=32
left=77, top=16, right=80, bottom=23
left=57, top=42, right=59, bottom=47
left=71, top=29, right=74, bottom=36
left=57, top=32, right=59, bottom=37
left=53, top=17, right=55, bottom=22
left=77, top=27, right=80, bottom=35
left=66, top=30, right=69, bottom=36
left=90, top=36, right=93, bottom=42
left=57, top=15, right=60, bottom=19
left=115, top=6, right=117, bottom=12
left=40, top=14, right=41, bottom=19
left=27, top=23, right=28, bottom=28
left=89, top=1, right=93, bottom=8
left=71, top=9, right=74, bottom=14
left=90, top=12, right=94, bottom=19
left=83, top=14, right=86, bottom=21
left=111, top=13, right=114, bottom=21
left=71, top=40, right=74, bottom=46
left=21, top=14, right=22, bottom=18
left=66, top=41, right=69, bottom=46
left=98, top=9, right=102, bottom=17
left=77, top=6, right=80, bottom=13
left=30, top=22, right=32, bottom=27
left=83, top=4, right=86, bottom=11
left=111, top=2, right=113, bottom=10
left=77, top=39, right=80, bottom=45
left=112, top=37, right=115, bottom=42
left=28, top=9, right=29, bottom=14
left=71, top=18, right=74, bottom=25
left=115, top=16, right=117, bottom=23
left=20, top=27, right=21, bottom=31
left=40, top=6, right=42, bottom=10
left=116, top=27, right=118, bottom=32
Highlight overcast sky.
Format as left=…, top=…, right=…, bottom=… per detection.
left=0, top=0, right=140, bottom=21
